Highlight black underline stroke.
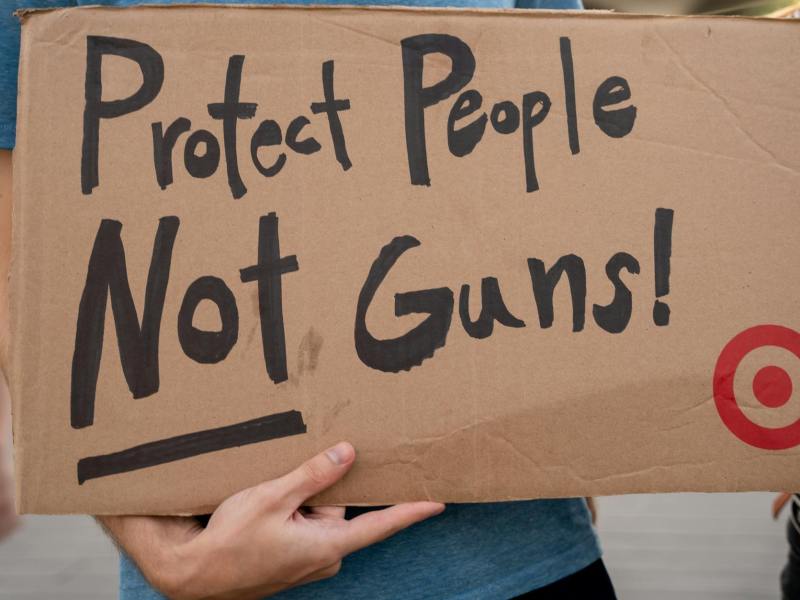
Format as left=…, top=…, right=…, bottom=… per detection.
left=77, top=410, right=306, bottom=484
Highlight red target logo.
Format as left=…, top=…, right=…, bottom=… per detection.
left=713, top=325, right=800, bottom=450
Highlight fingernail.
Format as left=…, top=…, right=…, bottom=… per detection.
left=325, top=442, right=353, bottom=466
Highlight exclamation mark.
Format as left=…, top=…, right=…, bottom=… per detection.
left=653, top=208, right=674, bottom=326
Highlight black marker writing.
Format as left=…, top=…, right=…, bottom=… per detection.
left=653, top=208, right=674, bottom=326
left=208, top=55, right=257, bottom=199
left=459, top=277, right=525, bottom=339
left=71, top=217, right=179, bottom=429
left=528, top=255, right=586, bottom=332
left=82, top=36, right=164, bottom=194
left=77, top=410, right=306, bottom=484
left=559, top=36, right=580, bottom=155
left=401, top=33, right=476, bottom=186
left=356, top=208, right=673, bottom=373
left=310, top=60, right=352, bottom=171
left=71, top=211, right=302, bottom=429
left=593, top=252, right=640, bottom=334
left=400, top=34, right=636, bottom=193
left=152, top=117, right=191, bottom=189
left=593, top=75, right=637, bottom=138
left=355, top=236, right=454, bottom=372
left=240, top=213, right=299, bottom=384
left=82, top=35, right=636, bottom=196
left=250, top=119, right=287, bottom=178
left=178, top=276, right=239, bottom=364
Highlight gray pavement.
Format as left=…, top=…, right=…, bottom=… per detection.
left=0, top=515, right=117, bottom=600
left=598, top=493, right=787, bottom=600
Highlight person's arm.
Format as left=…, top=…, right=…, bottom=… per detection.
left=0, top=149, right=9, bottom=371
left=99, top=442, right=443, bottom=600
left=0, top=148, right=18, bottom=540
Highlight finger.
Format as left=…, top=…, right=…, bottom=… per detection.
left=335, top=502, right=444, bottom=555
left=305, top=505, right=346, bottom=519
left=274, top=442, right=355, bottom=510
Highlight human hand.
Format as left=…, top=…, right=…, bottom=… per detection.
left=99, top=442, right=444, bottom=600
left=773, top=492, right=792, bottom=519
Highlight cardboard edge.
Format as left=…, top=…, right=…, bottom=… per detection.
left=14, top=3, right=800, bottom=25
left=13, top=4, right=596, bottom=20
left=44, top=479, right=792, bottom=515
left=9, top=12, right=35, bottom=514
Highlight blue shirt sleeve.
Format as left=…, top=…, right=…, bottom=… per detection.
left=515, top=0, right=583, bottom=8
left=0, top=0, right=75, bottom=148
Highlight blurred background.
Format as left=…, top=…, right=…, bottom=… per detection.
left=2, top=1, right=799, bottom=599
left=584, top=0, right=798, bottom=15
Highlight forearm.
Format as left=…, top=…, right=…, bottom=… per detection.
left=0, top=149, right=16, bottom=540
left=97, top=515, right=198, bottom=598
left=97, top=513, right=276, bottom=600
left=0, top=148, right=10, bottom=378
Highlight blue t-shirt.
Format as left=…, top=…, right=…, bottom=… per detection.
left=121, top=499, right=599, bottom=600
left=1, top=0, right=601, bottom=598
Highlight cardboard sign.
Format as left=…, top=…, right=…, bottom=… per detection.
left=10, top=6, right=800, bottom=515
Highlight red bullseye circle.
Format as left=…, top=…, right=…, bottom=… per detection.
left=753, top=365, right=793, bottom=408
left=713, top=324, right=800, bottom=450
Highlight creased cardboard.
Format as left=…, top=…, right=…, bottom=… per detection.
left=10, top=5, right=800, bottom=514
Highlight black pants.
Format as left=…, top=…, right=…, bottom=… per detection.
left=783, top=497, right=800, bottom=600
left=513, top=560, right=616, bottom=600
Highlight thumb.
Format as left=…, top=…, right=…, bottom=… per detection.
left=275, top=442, right=355, bottom=509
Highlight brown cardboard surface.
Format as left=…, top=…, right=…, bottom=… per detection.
left=10, top=5, right=800, bottom=515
